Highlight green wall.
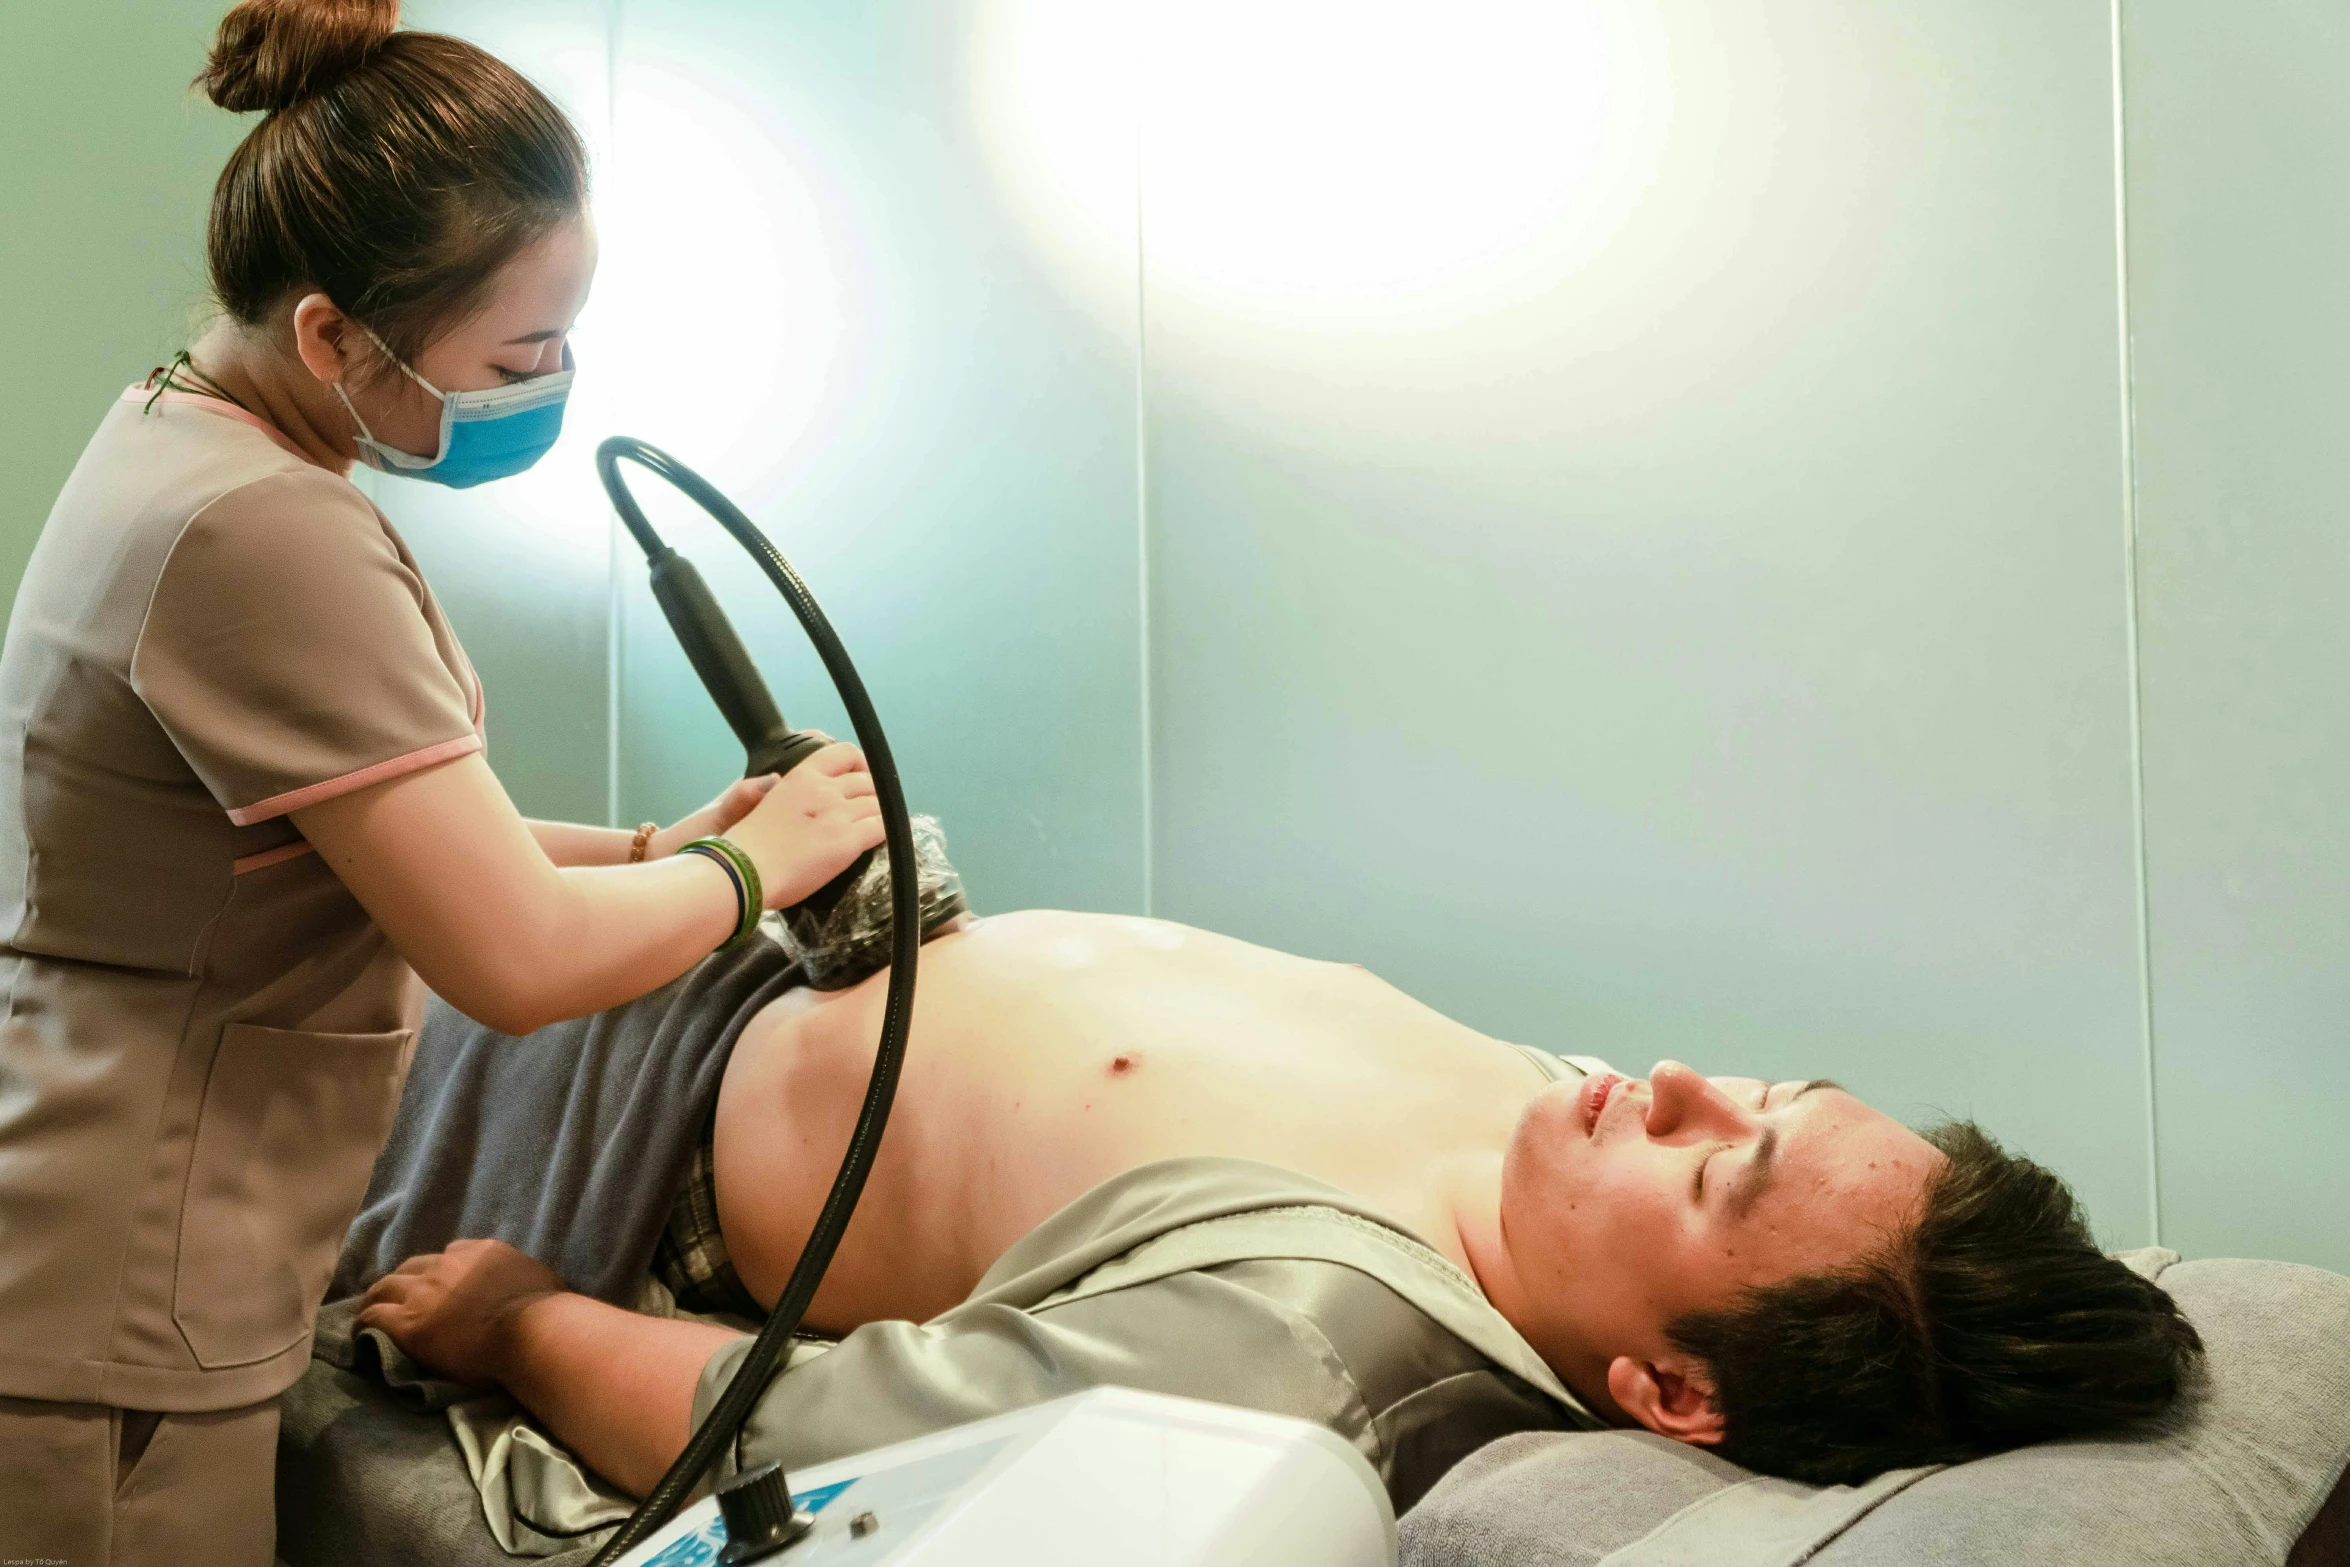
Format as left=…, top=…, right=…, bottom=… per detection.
left=0, top=1, right=245, bottom=603
left=594, top=1, right=1148, bottom=915
left=1147, top=0, right=2157, bottom=1248
left=2123, top=0, right=2350, bottom=1268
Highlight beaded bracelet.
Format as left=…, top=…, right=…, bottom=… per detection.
left=680, top=836, right=763, bottom=948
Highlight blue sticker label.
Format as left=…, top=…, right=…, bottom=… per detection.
left=633, top=1479, right=859, bottom=1567
left=640, top=1521, right=725, bottom=1567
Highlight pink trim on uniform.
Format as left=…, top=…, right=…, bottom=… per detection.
left=225, top=733, right=483, bottom=826
left=231, top=840, right=318, bottom=875
left=121, top=385, right=324, bottom=469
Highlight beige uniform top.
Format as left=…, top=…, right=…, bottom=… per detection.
left=0, top=386, right=484, bottom=1411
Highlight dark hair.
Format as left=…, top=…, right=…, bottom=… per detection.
left=195, top=0, right=588, bottom=366
left=1667, top=1121, right=2204, bottom=1485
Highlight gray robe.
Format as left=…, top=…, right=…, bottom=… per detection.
left=698, top=1155, right=1600, bottom=1512
left=289, top=1154, right=1604, bottom=1561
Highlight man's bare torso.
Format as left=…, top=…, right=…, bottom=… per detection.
left=714, top=910, right=1553, bottom=1333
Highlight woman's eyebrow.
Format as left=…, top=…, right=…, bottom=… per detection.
left=503, top=328, right=566, bottom=345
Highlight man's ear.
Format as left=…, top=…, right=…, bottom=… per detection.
left=1606, top=1354, right=1726, bottom=1446
left=290, top=292, right=355, bottom=385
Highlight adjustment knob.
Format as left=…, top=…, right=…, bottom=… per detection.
left=715, top=1463, right=814, bottom=1565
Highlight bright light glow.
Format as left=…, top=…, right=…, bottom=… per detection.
left=975, top=0, right=1658, bottom=329
left=590, top=57, right=855, bottom=482
left=971, top=0, right=1143, bottom=328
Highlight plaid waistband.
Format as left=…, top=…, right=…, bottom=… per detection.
left=651, top=1116, right=764, bottom=1319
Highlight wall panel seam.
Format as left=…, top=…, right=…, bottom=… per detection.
left=602, top=0, right=625, bottom=827
left=2109, top=0, right=2162, bottom=1247
left=1134, top=38, right=1155, bottom=918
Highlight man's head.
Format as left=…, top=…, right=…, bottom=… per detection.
left=1497, top=1063, right=2202, bottom=1483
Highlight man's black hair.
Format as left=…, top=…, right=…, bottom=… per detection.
left=1665, top=1121, right=2203, bottom=1485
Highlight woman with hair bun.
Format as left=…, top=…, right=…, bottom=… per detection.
left=0, top=3, right=878, bottom=1558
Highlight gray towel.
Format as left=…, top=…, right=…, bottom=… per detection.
left=329, top=936, right=806, bottom=1309
left=327, top=814, right=970, bottom=1311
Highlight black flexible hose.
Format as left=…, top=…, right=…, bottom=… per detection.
left=587, top=436, right=921, bottom=1565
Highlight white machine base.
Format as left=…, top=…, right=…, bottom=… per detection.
left=615, top=1387, right=1396, bottom=1567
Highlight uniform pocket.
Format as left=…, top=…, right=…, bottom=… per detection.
left=172, top=1023, right=414, bottom=1369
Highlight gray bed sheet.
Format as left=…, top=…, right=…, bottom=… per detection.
left=277, top=1359, right=565, bottom=1567
left=282, top=1251, right=2350, bottom=1567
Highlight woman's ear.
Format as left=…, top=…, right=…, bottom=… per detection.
left=290, top=292, right=354, bottom=385
left=1606, top=1354, right=1727, bottom=1446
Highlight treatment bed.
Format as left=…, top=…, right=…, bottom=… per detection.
left=281, top=1242, right=2350, bottom=1565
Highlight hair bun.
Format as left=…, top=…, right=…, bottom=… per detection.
left=197, top=0, right=400, bottom=115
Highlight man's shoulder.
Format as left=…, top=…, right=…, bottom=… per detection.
left=1199, top=1252, right=1583, bottom=1510
left=967, top=1156, right=1388, bottom=1302
left=974, top=1158, right=1592, bottom=1423
left=1005, top=1180, right=1596, bottom=1511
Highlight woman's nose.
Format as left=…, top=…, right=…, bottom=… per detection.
left=1644, top=1060, right=1752, bottom=1139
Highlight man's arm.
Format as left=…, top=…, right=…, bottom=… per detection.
left=357, top=1240, right=739, bottom=1496
left=359, top=1238, right=1394, bottom=1502
left=496, top=1292, right=740, bottom=1495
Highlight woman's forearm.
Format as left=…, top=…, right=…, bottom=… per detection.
left=514, top=855, right=745, bottom=1026
left=296, top=750, right=877, bottom=1033
left=298, top=756, right=741, bottom=1034
left=528, top=818, right=635, bottom=867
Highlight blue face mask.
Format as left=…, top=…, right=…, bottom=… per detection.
left=335, top=328, right=574, bottom=489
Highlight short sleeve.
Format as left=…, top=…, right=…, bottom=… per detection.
left=130, top=469, right=482, bottom=825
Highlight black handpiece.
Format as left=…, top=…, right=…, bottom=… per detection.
left=602, top=440, right=872, bottom=915
left=588, top=436, right=921, bottom=1567
left=646, top=550, right=813, bottom=774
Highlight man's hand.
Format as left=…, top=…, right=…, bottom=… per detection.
left=360, top=1247, right=750, bottom=1497
left=355, top=1238, right=567, bottom=1390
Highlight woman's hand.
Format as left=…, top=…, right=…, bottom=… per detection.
left=723, top=741, right=886, bottom=908
left=648, top=773, right=783, bottom=862
left=646, top=732, right=867, bottom=862
left=355, top=1238, right=566, bottom=1390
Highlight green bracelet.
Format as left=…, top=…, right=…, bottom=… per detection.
left=680, top=836, right=763, bottom=948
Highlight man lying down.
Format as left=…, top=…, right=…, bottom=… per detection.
left=336, top=827, right=2200, bottom=1527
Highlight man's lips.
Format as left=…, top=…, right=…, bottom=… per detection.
left=1580, top=1071, right=1624, bottom=1136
